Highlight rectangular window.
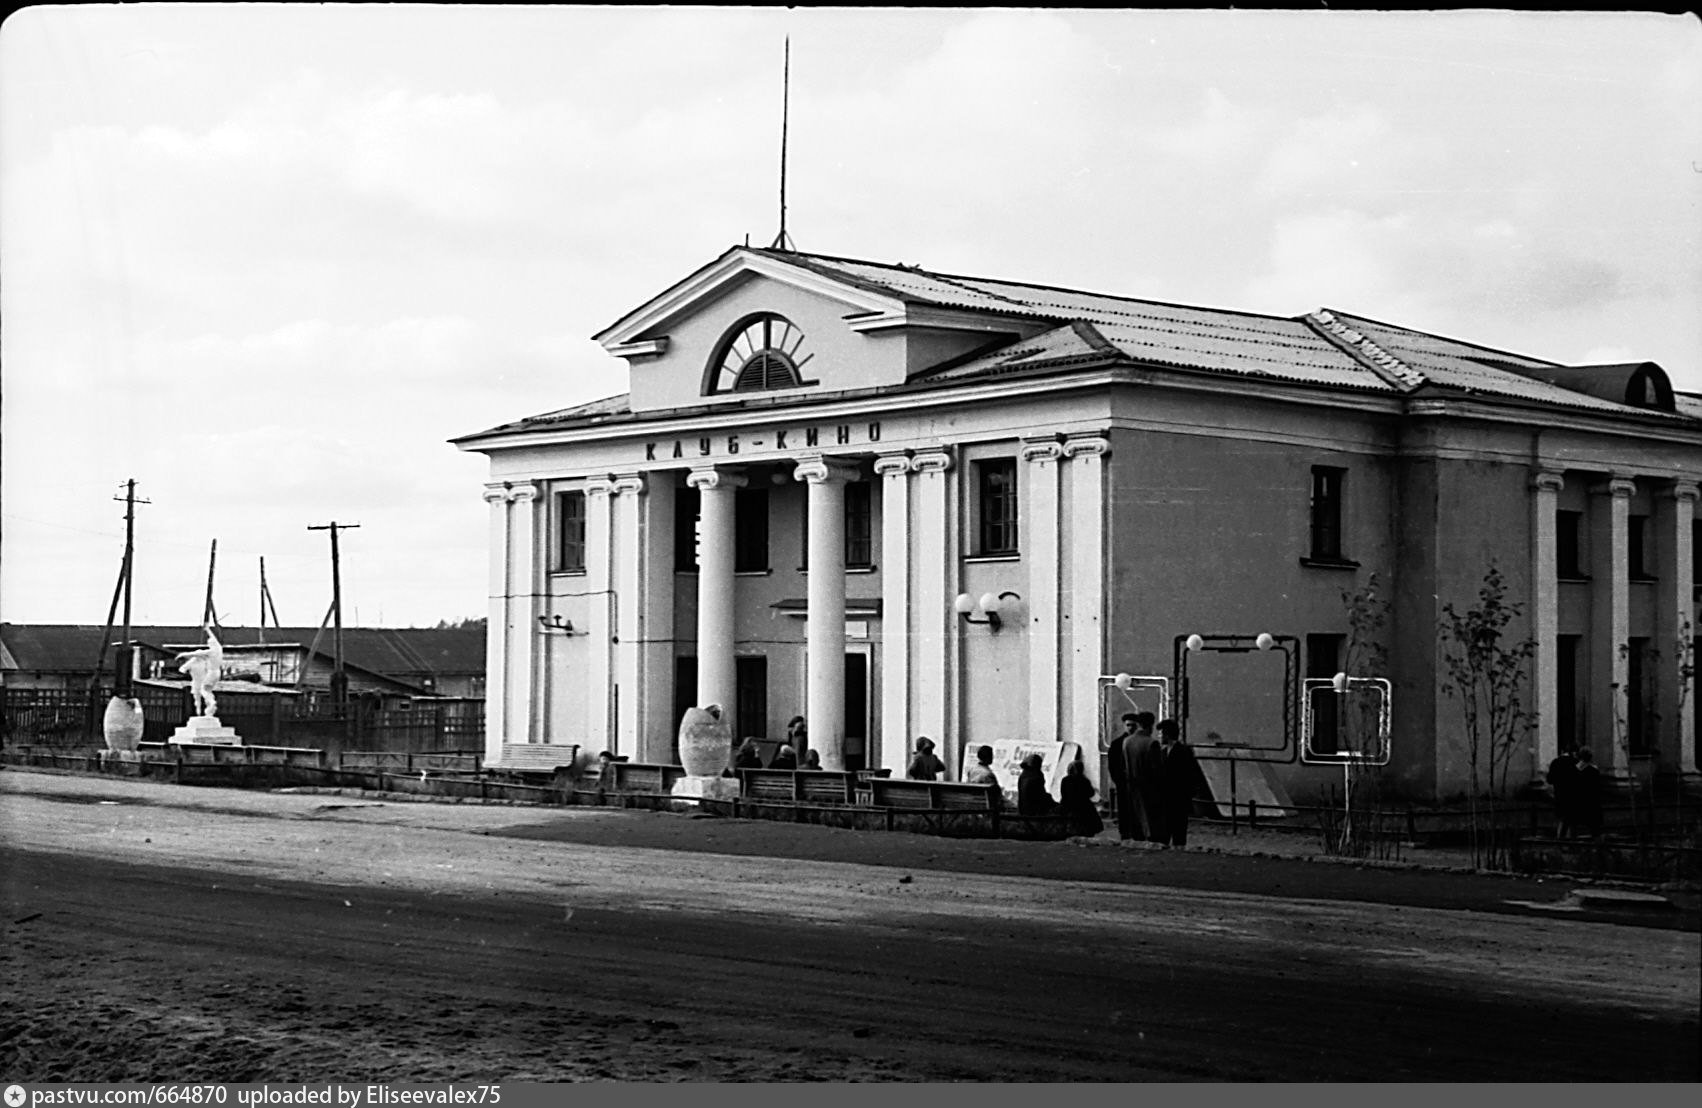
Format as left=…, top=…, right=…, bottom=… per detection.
left=845, top=481, right=872, bottom=568
left=1306, top=634, right=1345, bottom=756
left=734, top=488, right=769, bottom=572
left=735, top=656, right=768, bottom=741
left=674, top=486, right=700, bottom=572
left=1309, top=467, right=1345, bottom=561
left=1557, top=635, right=1581, bottom=752
left=1557, top=511, right=1585, bottom=579
left=976, top=459, right=1019, bottom=556
left=555, top=491, right=586, bottom=573
left=1628, top=514, right=1652, bottom=580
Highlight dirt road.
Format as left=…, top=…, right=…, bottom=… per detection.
left=2, top=770, right=1697, bottom=1081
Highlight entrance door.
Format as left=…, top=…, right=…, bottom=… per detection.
left=844, top=650, right=869, bottom=771
left=736, top=655, right=768, bottom=742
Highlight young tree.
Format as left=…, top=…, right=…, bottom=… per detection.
left=1438, top=562, right=1538, bottom=867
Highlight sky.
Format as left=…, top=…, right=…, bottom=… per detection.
left=3, top=5, right=1700, bottom=630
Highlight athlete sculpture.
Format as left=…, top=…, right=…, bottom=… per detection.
left=176, top=624, right=224, bottom=718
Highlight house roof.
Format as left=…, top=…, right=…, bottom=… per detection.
left=0, top=624, right=486, bottom=685
left=463, top=247, right=1693, bottom=439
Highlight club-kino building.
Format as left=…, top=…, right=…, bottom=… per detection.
left=455, top=245, right=1702, bottom=802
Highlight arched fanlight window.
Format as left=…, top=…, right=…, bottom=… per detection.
left=706, top=313, right=811, bottom=395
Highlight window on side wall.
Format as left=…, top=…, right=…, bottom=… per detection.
left=556, top=490, right=586, bottom=573
left=735, top=488, right=770, bottom=573
left=1628, top=514, right=1654, bottom=580
left=1307, top=466, right=1349, bottom=564
left=975, top=458, right=1019, bottom=556
left=845, top=481, right=873, bottom=568
left=1557, top=511, right=1585, bottom=579
left=674, top=486, right=700, bottom=572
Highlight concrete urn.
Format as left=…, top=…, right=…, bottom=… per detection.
left=103, top=696, right=144, bottom=753
left=677, top=704, right=732, bottom=778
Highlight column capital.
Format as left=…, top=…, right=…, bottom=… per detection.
left=1529, top=470, right=1565, bottom=494
left=507, top=483, right=539, bottom=504
left=1590, top=475, right=1637, bottom=499
left=686, top=466, right=747, bottom=492
left=483, top=485, right=509, bottom=505
left=584, top=475, right=616, bottom=498
left=873, top=452, right=913, bottom=479
left=611, top=472, right=647, bottom=496
left=794, top=456, right=860, bottom=485
left=911, top=447, right=954, bottom=475
left=1669, top=480, right=1700, bottom=504
left=1019, top=436, right=1065, bottom=464
left=1063, top=434, right=1111, bottom=460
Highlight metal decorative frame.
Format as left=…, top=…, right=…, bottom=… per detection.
left=1096, top=673, right=1171, bottom=753
left=1299, top=677, right=1392, bottom=766
left=1172, top=633, right=1299, bottom=763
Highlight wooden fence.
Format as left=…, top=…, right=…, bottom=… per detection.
left=2, top=686, right=483, bottom=754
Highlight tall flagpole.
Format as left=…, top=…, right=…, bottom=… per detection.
left=770, top=36, right=793, bottom=252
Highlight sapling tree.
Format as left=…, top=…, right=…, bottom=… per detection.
left=1438, top=562, right=1538, bottom=867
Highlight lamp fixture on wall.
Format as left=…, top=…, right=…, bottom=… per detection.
left=537, top=614, right=581, bottom=636
left=955, top=590, right=1021, bottom=631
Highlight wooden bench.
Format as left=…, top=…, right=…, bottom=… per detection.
left=489, top=742, right=580, bottom=775
left=737, top=768, right=860, bottom=805
left=603, top=761, right=686, bottom=794
left=867, top=778, right=1002, bottom=811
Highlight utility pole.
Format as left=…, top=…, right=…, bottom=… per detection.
left=258, top=557, right=281, bottom=645
left=112, top=479, right=149, bottom=698
left=202, top=538, right=219, bottom=629
left=308, top=521, right=359, bottom=708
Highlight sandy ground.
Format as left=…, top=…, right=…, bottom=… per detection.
left=2, top=768, right=1697, bottom=1081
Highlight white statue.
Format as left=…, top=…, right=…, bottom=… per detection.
left=176, top=624, right=224, bottom=718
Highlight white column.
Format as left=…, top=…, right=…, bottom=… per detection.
left=583, top=476, right=615, bottom=755
left=1589, top=475, right=1634, bottom=776
left=797, top=456, right=858, bottom=771
left=612, top=472, right=646, bottom=758
left=1660, top=481, right=1699, bottom=777
left=638, top=477, right=677, bottom=763
left=1065, top=434, right=1110, bottom=776
left=483, top=485, right=509, bottom=764
left=1531, top=470, right=1565, bottom=774
left=911, top=448, right=955, bottom=776
left=507, top=482, right=539, bottom=745
left=874, top=452, right=913, bottom=774
left=1021, top=437, right=1064, bottom=745
left=687, top=466, right=744, bottom=715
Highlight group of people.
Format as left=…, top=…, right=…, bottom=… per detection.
left=1546, top=745, right=1604, bottom=839
left=731, top=716, right=821, bottom=772
left=1106, top=712, right=1208, bottom=847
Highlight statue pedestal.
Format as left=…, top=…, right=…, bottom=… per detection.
left=669, top=775, right=741, bottom=810
left=168, top=716, right=243, bottom=746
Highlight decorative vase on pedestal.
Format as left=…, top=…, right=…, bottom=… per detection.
left=677, top=704, right=732, bottom=777
left=103, top=696, right=144, bottom=754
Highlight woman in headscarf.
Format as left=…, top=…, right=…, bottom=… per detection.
left=733, top=737, right=764, bottom=770
left=769, top=743, right=798, bottom=770
left=1058, top=757, right=1104, bottom=837
left=1016, top=753, right=1058, bottom=817
left=906, top=736, right=946, bottom=781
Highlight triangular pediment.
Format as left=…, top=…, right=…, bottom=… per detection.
left=594, top=247, right=907, bottom=357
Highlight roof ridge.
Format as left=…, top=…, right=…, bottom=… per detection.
left=1326, top=308, right=1563, bottom=368
left=1304, top=310, right=1428, bottom=392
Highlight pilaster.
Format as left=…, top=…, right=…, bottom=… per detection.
left=582, top=476, right=615, bottom=755
left=611, top=473, right=646, bottom=757
left=874, top=452, right=913, bottom=773
left=1065, top=435, right=1111, bottom=777
left=483, top=486, right=508, bottom=764
left=911, top=448, right=955, bottom=776
left=1531, top=470, right=1565, bottom=774
left=1589, top=475, right=1634, bottom=776
left=507, top=483, right=539, bottom=746
left=1659, top=481, right=1699, bottom=777
left=1021, top=436, right=1065, bottom=745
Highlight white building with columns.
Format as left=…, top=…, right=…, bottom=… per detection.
left=456, top=246, right=1702, bottom=802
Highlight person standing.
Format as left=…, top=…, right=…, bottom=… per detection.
left=1546, top=746, right=1578, bottom=839
left=1122, top=711, right=1165, bottom=842
left=1156, top=719, right=1206, bottom=847
left=1107, top=713, right=1138, bottom=840
left=907, top=736, right=946, bottom=781
left=1059, top=757, right=1104, bottom=838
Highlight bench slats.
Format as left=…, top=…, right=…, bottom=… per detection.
left=492, top=743, right=579, bottom=773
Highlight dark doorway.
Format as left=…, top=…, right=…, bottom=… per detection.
left=844, top=652, right=868, bottom=772
left=736, top=655, right=768, bottom=742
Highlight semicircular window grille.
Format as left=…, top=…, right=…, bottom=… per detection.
left=708, top=314, right=811, bottom=395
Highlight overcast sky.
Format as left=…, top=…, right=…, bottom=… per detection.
left=3, top=6, right=1700, bottom=630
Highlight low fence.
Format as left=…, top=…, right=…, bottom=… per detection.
left=2, top=687, right=483, bottom=754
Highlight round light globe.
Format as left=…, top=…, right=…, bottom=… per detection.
left=980, top=592, right=1000, bottom=614
left=1113, top=672, right=1132, bottom=690
left=1185, top=634, right=1204, bottom=653
left=954, top=593, right=976, bottom=615
left=1255, top=632, right=1275, bottom=651
left=1332, top=671, right=1349, bottom=693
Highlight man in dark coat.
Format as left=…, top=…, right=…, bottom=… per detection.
left=1156, top=719, right=1206, bottom=847
left=1122, top=711, right=1165, bottom=843
left=1546, top=746, right=1578, bottom=838
left=1107, top=713, right=1137, bottom=839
